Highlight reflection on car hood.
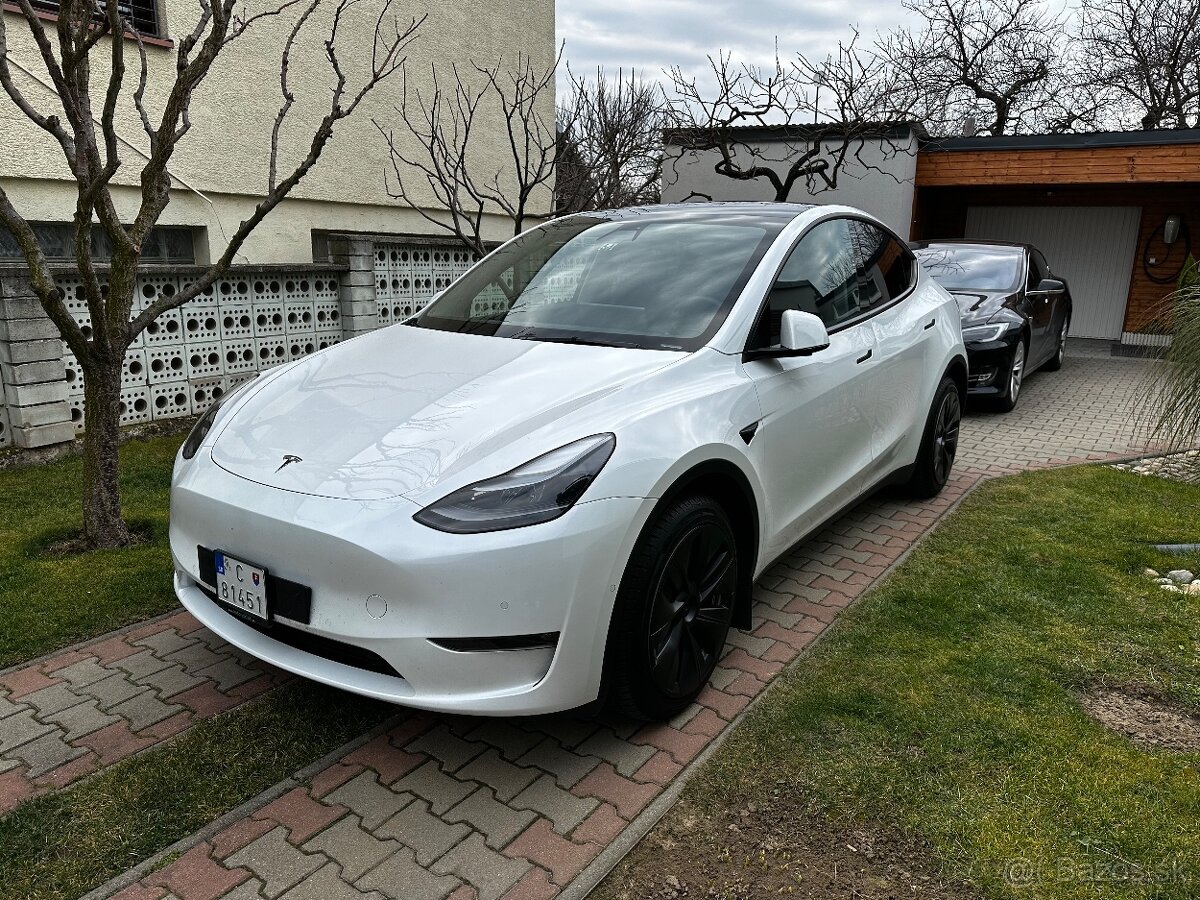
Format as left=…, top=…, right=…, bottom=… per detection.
left=210, top=326, right=683, bottom=500
left=949, top=290, right=1015, bottom=328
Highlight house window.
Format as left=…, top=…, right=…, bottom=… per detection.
left=27, top=0, right=161, bottom=36
left=0, top=222, right=195, bottom=264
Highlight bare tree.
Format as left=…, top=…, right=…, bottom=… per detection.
left=555, top=67, right=667, bottom=214
left=882, top=0, right=1064, bottom=136
left=663, top=48, right=911, bottom=203
left=0, top=0, right=422, bottom=547
left=378, top=52, right=558, bottom=259
left=1078, top=0, right=1200, bottom=130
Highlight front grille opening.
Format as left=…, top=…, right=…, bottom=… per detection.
left=199, top=584, right=402, bottom=679
left=430, top=632, right=560, bottom=653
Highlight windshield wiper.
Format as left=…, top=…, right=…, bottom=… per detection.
left=510, top=331, right=642, bottom=349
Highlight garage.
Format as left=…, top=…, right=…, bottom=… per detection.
left=964, top=206, right=1140, bottom=339
left=911, top=130, right=1200, bottom=348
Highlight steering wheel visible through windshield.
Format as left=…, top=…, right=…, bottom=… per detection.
left=406, top=214, right=782, bottom=351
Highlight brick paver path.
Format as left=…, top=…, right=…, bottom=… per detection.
left=0, top=611, right=291, bottom=814
left=12, top=348, right=1161, bottom=900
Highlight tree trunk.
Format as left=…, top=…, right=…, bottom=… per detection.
left=80, top=354, right=134, bottom=548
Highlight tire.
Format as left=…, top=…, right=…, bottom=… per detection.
left=907, top=376, right=962, bottom=499
left=994, top=338, right=1027, bottom=413
left=605, top=494, right=738, bottom=721
left=1042, top=317, right=1069, bottom=372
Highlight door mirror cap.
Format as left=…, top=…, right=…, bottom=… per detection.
left=1029, top=277, right=1066, bottom=296
left=744, top=309, right=830, bottom=361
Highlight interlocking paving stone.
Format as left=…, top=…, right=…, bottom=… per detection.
left=514, top=738, right=599, bottom=789
left=164, top=643, right=226, bottom=673
left=80, top=674, right=148, bottom=711
left=226, top=826, right=325, bottom=898
left=356, top=847, right=462, bottom=900
left=107, top=691, right=185, bottom=731
left=21, top=683, right=87, bottom=717
left=302, top=815, right=400, bottom=882
left=281, top=862, right=384, bottom=900
left=404, top=725, right=487, bottom=773
left=194, top=658, right=260, bottom=691
left=323, top=772, right=415, bottom=831
left=113, top=649, right=174, bottom=680
left=455, top=749, right=539, bottom=802
left=10, top=731, right=88, bottom=777
left=375, top=800, right=471, bottom=867
left=0, top=709, right=55, bottom=752
left=53, top=658, right=113, bottom=688
left=444, top=787, right=537, bottom=849
left=134, top=628, right=198, bottom=657
left=392, top=761, right=475, bottom=816
left=0, top=692, right=25, bottom=719
left=574, top=729, right=656, bottom=777
left=510, top=774, right=598, bottom=835
left=432, top=832, right=530, bottom=900
left=460, top=722, right=542, bottom=762
left=135, top=663, right=207, bottom=699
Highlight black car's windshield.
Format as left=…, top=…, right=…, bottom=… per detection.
left=407, top=214, right=782, bottom=351
left=914, top=245, right=1024, bottom=293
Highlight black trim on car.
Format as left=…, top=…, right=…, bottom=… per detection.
left=196, top=581, right=402, bottom=679
left=429, top=633, right=560, bottom=652
left=198, top=546, right=312, bottom=624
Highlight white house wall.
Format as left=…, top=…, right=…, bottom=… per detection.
left=0, top=0, right=556, bottom=262
left=661, top=134, right=920, bottom=238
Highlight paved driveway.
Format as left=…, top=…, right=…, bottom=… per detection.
left=2, top=346, right=1157, bottom=900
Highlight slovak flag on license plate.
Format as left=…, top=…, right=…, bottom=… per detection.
left=252, top=573, right=261, bottom=586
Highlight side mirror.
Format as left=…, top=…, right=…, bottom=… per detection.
left=744, top=309, right=830, bottom=361
left=1029, top=278, right=1066, bottom=296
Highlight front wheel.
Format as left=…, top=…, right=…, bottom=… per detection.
left=605, top=495, right=738, bottom=721
left=994, top=339, right=1027, bottom=412
left=907, top=376, right=962, bottom=499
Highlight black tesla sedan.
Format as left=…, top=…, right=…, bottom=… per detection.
left=911, top=240, right=1073, bottom=411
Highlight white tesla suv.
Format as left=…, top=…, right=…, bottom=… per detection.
left=170, top=203, right=966, bottom=720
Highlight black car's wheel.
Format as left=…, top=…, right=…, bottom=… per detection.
left=907, top=376, right=962, bottom=499
left=606, top=495, right=737, bottom=721
left=995, top=338, right=1027, bottom=412
left=1042, top=317, right=1069, bottom=372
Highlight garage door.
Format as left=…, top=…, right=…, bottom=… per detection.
left=964, top=206, right=1141, bottom=340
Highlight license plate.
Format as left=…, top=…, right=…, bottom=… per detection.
left=214, top=551, right=269, bottom=620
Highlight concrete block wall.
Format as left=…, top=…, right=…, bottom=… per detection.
left=0, top=273, right=73, bottom=448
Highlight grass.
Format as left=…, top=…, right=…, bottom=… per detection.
left=0, top=434, right=183, bottom=668
left=599, top=465, right=1200, bottom=900
left=0, top=682, right=393, bottom=900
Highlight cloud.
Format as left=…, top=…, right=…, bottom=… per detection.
left=558, top=0, right=919, bottom=82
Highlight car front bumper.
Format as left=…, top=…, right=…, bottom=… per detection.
left=170, top=453, right=650, bottom=715
left=964, top=336, right=1021, bottom=397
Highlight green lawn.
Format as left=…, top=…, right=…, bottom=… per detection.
left=0, top=434, right=183, bottom=668
left=599, top=466, right=1200, bottom=900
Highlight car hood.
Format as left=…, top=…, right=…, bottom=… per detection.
left=210, top=326, right=684, bottom=501
left=949, top=290, right=1016, bottom=328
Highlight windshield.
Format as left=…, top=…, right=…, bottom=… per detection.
left=914, top=245, right=1024, bottom=293
left=406, top=215, right=781, bottom=351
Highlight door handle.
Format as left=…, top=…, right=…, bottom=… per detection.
left=923, top=317, right=936, bottom=330
left=856, top=349, right=873, bottom=364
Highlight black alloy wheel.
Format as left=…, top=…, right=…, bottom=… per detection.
left=606, top=495, right=738, bottom=720
left=907, top=375, right=962, bottom=498
left=647, top=521, right=737, bottom=699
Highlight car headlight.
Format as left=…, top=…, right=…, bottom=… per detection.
left=413, top=433, right=616, bottom=534
left=961, top=321, right=1016, bottom=343
left=180, top=377, right=256, bottom=460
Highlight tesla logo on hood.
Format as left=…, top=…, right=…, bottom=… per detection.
left=275, top=454, right=303, bottom=473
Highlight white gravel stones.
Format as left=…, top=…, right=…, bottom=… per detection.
left=1167, top=570, right=1196, bottom=583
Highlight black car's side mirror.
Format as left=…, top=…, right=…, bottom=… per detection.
left=1028, top=278, right=1066, bottom=296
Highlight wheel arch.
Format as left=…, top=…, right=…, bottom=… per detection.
left=655, top=459, right=760, bottom=631
left=944, top=353, right=969, bottom=402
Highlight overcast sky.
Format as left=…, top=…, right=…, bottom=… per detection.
left=557, top=0, right=920, bottom=83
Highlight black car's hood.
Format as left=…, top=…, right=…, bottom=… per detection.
left=949, top=290, right=1017, bottom=328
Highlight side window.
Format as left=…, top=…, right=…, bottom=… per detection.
left=756, top=218, right=860, bottom=345
left=1027, top=250, right=1048, bottom=290
left=848, top=219, right=913, bottom=311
